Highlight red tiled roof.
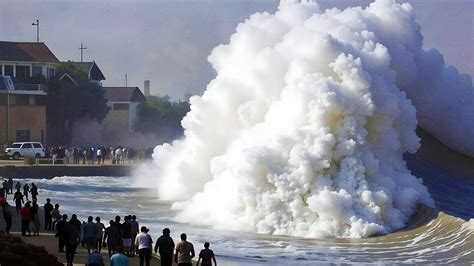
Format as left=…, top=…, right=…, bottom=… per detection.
left=0, top=41, right=60, bottom=64
left=103, top=87, right=146, bottom=103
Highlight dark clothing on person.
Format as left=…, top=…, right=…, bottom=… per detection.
left=64, top=222, right=79, bottom=265
left=30, top=185, right=38, bottom=201
left=199, top=249, right=215, bottom=266
left=104, top=225, right=120, bottom=257
left=56, top=219, right=68, bottom=252
left=20, top=206, right=31, bottom=236
left=44, top=202, right=53, bottom=230
left=2, top=203, right=12, bottom=233
left=23, top=184, right=29, bottom=200
left=7, top=178, right=13, bottom=194
left=122, top=221, right=132, bottom=239
left=14, top=191, right=23, bottom=213
left=155, top=235, right=175, bottom=266
left=138, top=248, right=151, bottom=266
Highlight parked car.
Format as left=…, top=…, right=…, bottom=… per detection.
left=4, top=142, right=45, bottom=160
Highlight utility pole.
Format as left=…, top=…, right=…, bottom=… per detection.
left=32, top=19, right=40, bottom=42
left=6, top=88, right=10, bottom=144
left=79, top=43, right=87, bottom=62
left=125, top=74, right=128, bottom=87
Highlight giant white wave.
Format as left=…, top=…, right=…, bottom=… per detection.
left=134, top=0, right=474, bottom=238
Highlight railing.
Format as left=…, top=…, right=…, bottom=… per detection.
left=14, top=83, right=47, bottom=92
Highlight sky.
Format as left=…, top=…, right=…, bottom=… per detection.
left=0, top=0, right=472, bottom=100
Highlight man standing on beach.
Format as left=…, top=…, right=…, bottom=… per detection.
left=84, top=216, right=97, bottom=254
left=154, top=228, right=175, bottom=266
left=30, top=183, right=38, bottom=201
left=135, top=226, right=153, bottom=266
left=56, top=214, right=68, bottom=252
left=13, top=189, right=23, bottom=213
left=23, top=183, right=29, bottom=200
left=2, top=201, right=12, bottom=234
left=44, top=198, right=53, bottom=231
left=175, top=233, right=195, bottom=266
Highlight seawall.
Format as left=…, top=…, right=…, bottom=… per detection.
left=0, top=164, right=134, bottom=179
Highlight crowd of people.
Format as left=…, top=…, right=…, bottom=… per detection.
left=42, top=146, right=155, bottom=165
left=0, top=180, right=217, bottom=266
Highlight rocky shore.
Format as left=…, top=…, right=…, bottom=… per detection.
left=0, top=232, right=62, bottom=266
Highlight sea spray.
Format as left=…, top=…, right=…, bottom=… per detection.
left=132, top=0, right=466, bottom=238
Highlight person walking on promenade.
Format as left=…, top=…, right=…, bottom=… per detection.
left=13, top=188, right=24, bottom=213
left=64, top=219, right=79, bottom=266
left=95, top=216, right=105, bottom=253
left=44, top=198, right=54, bottom=231
left=84, top=216, right=97, bottom=254
left=15, top=181, right=21, bottom=192
left=30, top=183, right=38, bottom=201
left=110, top=246, right=130, bottom=266
left=175, top=233, right=195, bottom=266
left=23, top=183, right=29, bottom=200
left=197, top=242, right=217, bottom=266
left=2, top=201, right=12, bottom=234
left=154, top=228, right=175, bottom=266
left=20, top=201, right=31, bottom=236
left=135, top=226, right=153, bottom=266
left=104, top=220, right=120, bottom=257
left=56, top=214, right=68, bottom=252
left=30, top=199, right=41, bottom=236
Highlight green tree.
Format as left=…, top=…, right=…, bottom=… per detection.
left=136, top=96, right=190, bottom=142
left=46, top=62, right=109, bottom=145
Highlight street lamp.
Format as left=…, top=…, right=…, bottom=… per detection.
left=32, top=19, right=39, bottom=43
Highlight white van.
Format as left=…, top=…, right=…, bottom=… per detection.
left=4, top=142, right=45, bottom=159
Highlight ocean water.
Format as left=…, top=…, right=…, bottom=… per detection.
left=11, top=157, right=473, bottom=265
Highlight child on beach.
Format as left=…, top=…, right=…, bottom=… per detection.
left=197, top=242, right=217, bottom=266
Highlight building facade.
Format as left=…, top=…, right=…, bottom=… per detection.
left=0, top=41, right=60, bottom=147
left=102, top=87, right=146, bottom=132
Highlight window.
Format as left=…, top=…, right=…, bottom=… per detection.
left=16, top=65, right=31, bottom=79
left=47, top=67, right=55, bottom=79
left=21, top=143, right=32, bottom=148
left=10, top=144, right=22, bottom=148
left=4, top=65, right=13, bottom=77
left=17, top=131, right=31, bottom=142
left=113, top=103, right=129, bottom=110
left=33, top=66, right=43, bottom=77
left=33, top=143, right=42, bottom=148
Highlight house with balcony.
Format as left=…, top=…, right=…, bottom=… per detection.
left=0, top=41, right=59, bottom=147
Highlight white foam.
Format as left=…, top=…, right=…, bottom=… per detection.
left=131, top=0, right=474, bottom=238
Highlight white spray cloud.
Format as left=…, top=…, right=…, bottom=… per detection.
left=133, top=0, right=474, bottom=238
